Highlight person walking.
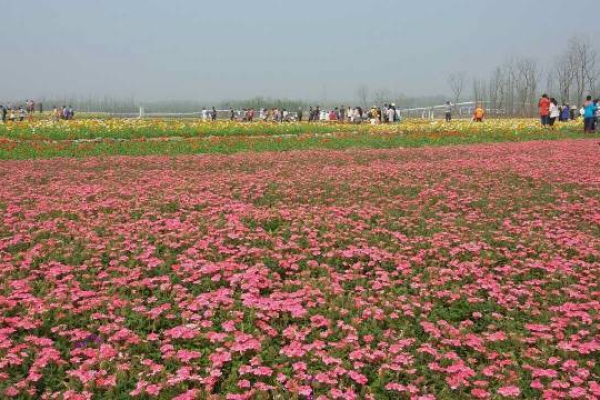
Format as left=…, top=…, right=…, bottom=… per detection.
left=211, top=107, right=217, bottom=121
left=297, top=107, right=303, bottom=122
left=538, top=94, right=551, bottom=127
left=1, top=105, right=7, bottom=123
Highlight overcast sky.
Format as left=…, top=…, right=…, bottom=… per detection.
left=0, top=0, right=594, bottom=102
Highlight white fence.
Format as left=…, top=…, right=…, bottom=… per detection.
left=101, top=100, right=542, bottom=121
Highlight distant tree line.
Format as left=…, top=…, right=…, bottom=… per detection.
left=15, top=34, right=597, bottom=117
left=447, top=34, right=599, bottom=117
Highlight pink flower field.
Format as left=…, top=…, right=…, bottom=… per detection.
left=1, top=139, right=600, bottom=399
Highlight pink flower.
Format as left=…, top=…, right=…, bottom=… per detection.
left=176, top=350, right=201, bottom=363
left=348, top=370, right=368, bottom=385
left=569, top=387, right=587, bottom=398
left=173, top=390, right=200, bottom=400
left=497, top=386, right=521, bottom=398
left=471, top=388, right=490, bottom=399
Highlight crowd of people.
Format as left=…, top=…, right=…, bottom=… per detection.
left=538, top=93, right=599, bottom=132
left=0, top=99, right=37, bottom=123
left=2, top=96, right=599, bottom=132
left=0, top=100, right=76, bottom=123
left=51, top=105, right=76, bottom=121
left=200, top=104, right=403, bottom=124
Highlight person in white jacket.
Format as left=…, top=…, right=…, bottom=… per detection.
left=386, top=107, right=396, bottom=123
left=549, top=98, right=560, bottom=128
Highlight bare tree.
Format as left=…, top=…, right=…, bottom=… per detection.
left=488, top=67, right=505, bottom=110
left=545, top=68, right=555, bottom=98
left=356, top=85, right=369, bottom=108
left=472, top=78, right=487, bottom=104
left=554, top=52, right=575, bottom=103
left=447, top=71, right=467, bottom=104
left=372, top=89, right=392, bottom=106
left=569, top=35, right=599, bottom=105
left=506, top=57, right=539, bottom=116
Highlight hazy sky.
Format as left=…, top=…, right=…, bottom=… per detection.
left=0, top=0, right=594, bottom=102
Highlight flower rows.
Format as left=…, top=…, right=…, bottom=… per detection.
left=0, top=118, right=582, bottom=141
left=0, top=139, right=599, bottom=398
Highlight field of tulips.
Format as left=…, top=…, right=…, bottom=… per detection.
left=0, top=118, right=585, bottom=141
left=0, top=118, right=595, bottom=159
left=1, top=138, right=600, bottom=399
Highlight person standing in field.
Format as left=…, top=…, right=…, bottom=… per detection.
left=549, top=98, right=560, bottom=128
left=211, top=107, right=217, bottom=121
left=369, top=105, right=379, bottom=125
left=560, top=104, right=570, bottom=122
left=538, top=94, right=551, bottom=127
left=386, top=106, right=395, bottom=123
left=26, top=100, right=35, bottom=121
left=582, top=96, right=597, bottom=133
left=445, top=101, right=453, bottom=122
left=297, top=107, right=303, bottom=122
left=229, top=108, right=235, bottom=121
left=473, top=104, right=485, bottom=122
left=1, top=105, right=7, bottom=123
left=62, top=106, right=70, bottom=120
left=595, top=100, right=600, bottom=132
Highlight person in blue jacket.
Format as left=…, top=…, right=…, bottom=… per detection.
left=583, top=96, right=598, bottom=133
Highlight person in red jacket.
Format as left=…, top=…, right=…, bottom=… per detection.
left=538, top=94, right=551, bottom=127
